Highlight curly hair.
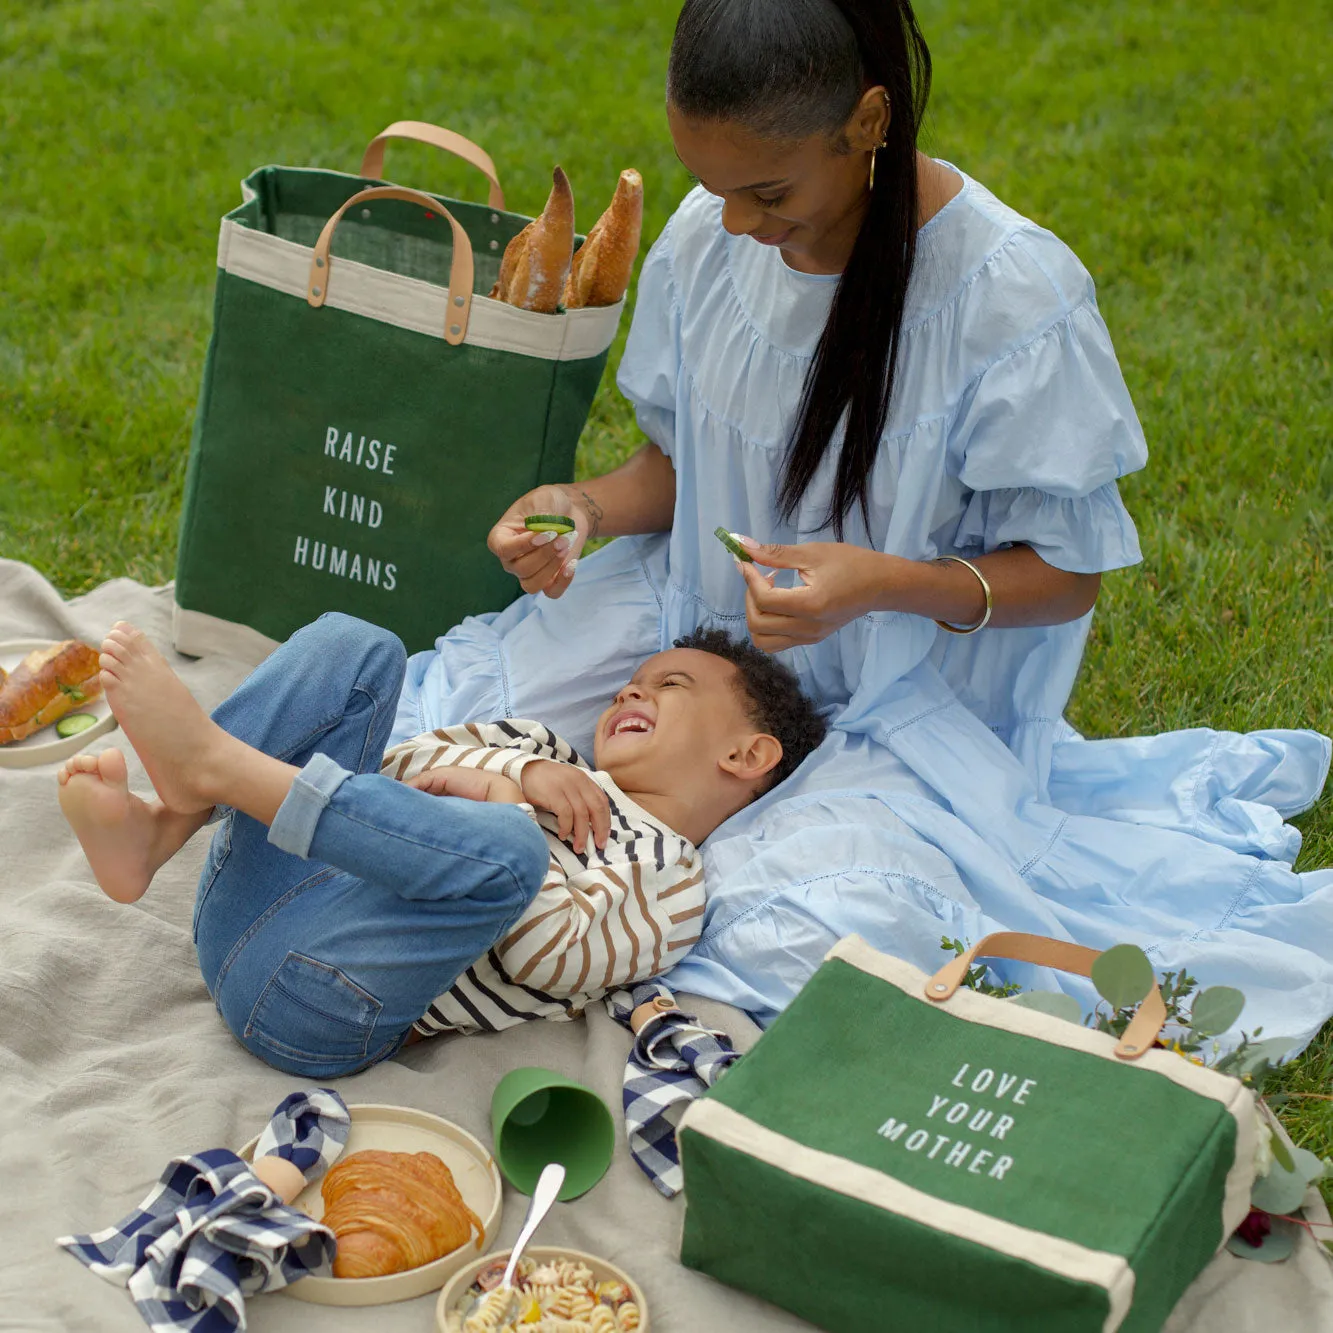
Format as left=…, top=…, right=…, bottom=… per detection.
left=673, top=628, right=829, bottom=790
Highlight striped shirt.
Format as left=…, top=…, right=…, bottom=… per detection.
left=381, top=721, right=705, bottom=1036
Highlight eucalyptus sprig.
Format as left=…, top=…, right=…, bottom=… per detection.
left=939, top=937, right=1022, bottom=999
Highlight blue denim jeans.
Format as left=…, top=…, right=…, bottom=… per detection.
left=192, top=613, right=549, bottom=1077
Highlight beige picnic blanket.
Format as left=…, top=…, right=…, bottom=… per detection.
left=1, top=555, right=1329, bottom=1333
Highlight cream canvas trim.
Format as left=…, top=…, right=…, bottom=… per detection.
left=172, top=603, right=279, bottom=664
left=681, top=1099, right=1136, bottom=1333
left=216, top=221, right=623, bottom=362
left=826, top=936, right=1257, bottom=1239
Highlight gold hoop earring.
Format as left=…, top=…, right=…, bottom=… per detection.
left=868, top=136, right=887, bottom=191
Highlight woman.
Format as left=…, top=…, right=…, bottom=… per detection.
left=395, top=0, right=1333, bottom=1043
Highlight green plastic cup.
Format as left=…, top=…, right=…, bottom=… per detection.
left=490, top=1067, right=616, bottom=1201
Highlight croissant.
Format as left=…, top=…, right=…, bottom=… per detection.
left=489, top=166, right=575, bottom=314
left=0, top=640, right=102, bottom=744
left=563, top=169, right=644, bottom=309
left=321, top=1148, right=484, bottom=1279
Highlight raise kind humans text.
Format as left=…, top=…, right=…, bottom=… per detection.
left=290, top=425, right=399, bottom=592
left=875, top=1064, right=1038, bottom=1182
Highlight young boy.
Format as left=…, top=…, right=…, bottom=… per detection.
left=57, top=614, right=826, bottom=1076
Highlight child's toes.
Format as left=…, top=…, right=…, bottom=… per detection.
left=106, top=623, right=144, bottom=650
left=96, top=749, right=128, bottom=783
left=58, top=753, right=97, bottom=785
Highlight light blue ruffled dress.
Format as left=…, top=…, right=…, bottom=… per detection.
left=394, top=166, right=1333, bottom=1050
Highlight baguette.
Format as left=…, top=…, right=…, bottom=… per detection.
left=562, top=168, right=643, bottom=309
left=0, top=640, right=103, bottom=744
left=489, top=166, right=575, bottom=314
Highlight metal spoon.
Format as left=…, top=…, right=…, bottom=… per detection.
left=462, top=1162, right=566, bottom=1327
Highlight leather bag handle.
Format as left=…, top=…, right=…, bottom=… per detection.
left=307, top=186, right=475, bottom=347
left=361, top=120, right=506, bottom=211
left=925, top=931, right=1168, bottom=1062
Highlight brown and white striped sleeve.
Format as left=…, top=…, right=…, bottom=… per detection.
left=494, top=849, right=706, bottom=998
left=381, top=719, right=583, bottom=786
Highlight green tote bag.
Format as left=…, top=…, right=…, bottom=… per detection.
left=173, top=122, right=624, bottom=656
left=678, top=933, right=1258, bottom=1333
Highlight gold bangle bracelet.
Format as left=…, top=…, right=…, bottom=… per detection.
left=933, top=555, right=993, bottom=635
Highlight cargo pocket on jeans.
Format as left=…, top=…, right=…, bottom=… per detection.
left=244, top=951, right=382, bottom=1070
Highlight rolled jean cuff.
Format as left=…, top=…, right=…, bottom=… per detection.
left=268, top=752, right=354, bottom=859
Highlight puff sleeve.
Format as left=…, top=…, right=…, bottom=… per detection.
left=950, top=296, right=1148, bottom=573
left=615, top=218, right=682, bottom=459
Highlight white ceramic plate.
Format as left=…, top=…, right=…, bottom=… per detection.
left=436, top=1245, right=650, bottom=1332
left=239, top=1103, right=503, bottom=1307
left=0, top=639, right=117, bottom=770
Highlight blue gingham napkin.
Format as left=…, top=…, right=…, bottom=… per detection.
left=605, top=982, right=741, bottom=1197
left=57, top=1088, right=351, bottom=1332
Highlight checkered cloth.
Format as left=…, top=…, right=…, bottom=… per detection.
left=57, top=1088, right=351, bottom=1332
left=605, top=982, right=741, bottom=1198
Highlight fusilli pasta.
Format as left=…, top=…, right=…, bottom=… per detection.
left=450, top=1252, right=644, bottom=1333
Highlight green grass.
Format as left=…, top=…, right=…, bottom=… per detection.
left=3, top=0, right=1330, bottom=1193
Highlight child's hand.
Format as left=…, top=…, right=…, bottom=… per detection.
left=407, top=766, right=526, bottom=805
left=519, top=759, right=611, bottom=854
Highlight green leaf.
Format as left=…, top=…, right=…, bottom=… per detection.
left=1251, top=1161, right=1309, bottom=1215
left=1090, top=944, right=1155, bottom=1011
left=1234, top=1037, right=1295, bottom=1081
left=1186, top=986, right=1246, bottom=1036
left=1289, top=1147, right=1328, bottom=1184
left=1008, top=991, right=1083, bottom=1025
left=56, top=680, right=86, bottom=702
left=1269, top=1132, right=1295, bottom=1174
left=1226, top=1218, right=1298, bottom=1264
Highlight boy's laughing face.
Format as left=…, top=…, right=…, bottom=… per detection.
left=592, top=647, right=761, bottom=790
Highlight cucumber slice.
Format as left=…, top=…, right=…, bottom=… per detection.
left=714, top=527, right=755, bottom=562
left=56, top=712, right=99, bottom=738
left=524, top=513, right=576, bottom=535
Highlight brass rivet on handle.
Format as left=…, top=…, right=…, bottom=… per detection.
left=1123, top=1044, right=1138, bottom=1053
left=490, top=212, right=500, bottom=224
left=454, top=295, right=464, bottom=308
left=450, top=324, right=461, bottom=336
left=314, top=256, right=325, bottom=268
left=933, top=983, right=948, bottom=993
left=490, top=238, right=499, bottom=250
left=311, top=286, right=322, bottom=297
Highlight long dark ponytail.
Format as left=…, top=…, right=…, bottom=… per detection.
left=667, top=0, right=932, bottom=538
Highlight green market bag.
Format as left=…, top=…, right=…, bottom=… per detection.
left=173, top=122, right=624, bottom=656
left=678, top=933, right=1258, bottom=1333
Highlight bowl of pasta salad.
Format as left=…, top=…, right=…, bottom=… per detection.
left=437, top=1245, right=648, bottom=1332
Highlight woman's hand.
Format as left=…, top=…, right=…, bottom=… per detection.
left=735, top=537, right=1102, bottom=649
left=486, top=443, right=677, bottom=601
left=519, top=759, right=611, bottom=855
left=407, top=766, right=526, bottom=805
left=736, top=538, right=900, bottom=652
left=487, top=484, right=588, bottom=600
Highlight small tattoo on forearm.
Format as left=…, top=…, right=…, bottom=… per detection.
left=578, top=489, right=604, bottom=542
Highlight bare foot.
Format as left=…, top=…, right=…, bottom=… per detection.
left=99, top=622, right=226, bottom=814
left=56, top=749, right=204, bottom=903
